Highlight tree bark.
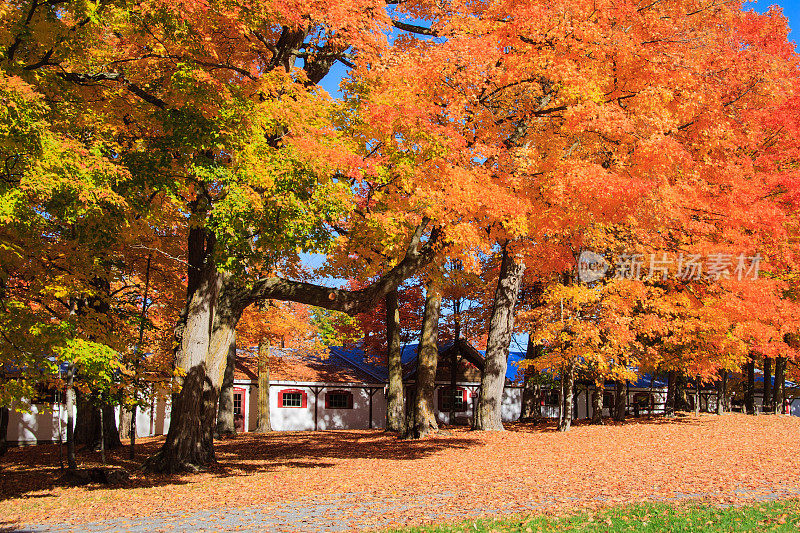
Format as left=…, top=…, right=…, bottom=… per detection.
left=744, top=360, right=755, bottom=415
left=763, top=356, right=772, bottom=413
left=558, top=362, right=574, bottom=432
left=144, top=218, right=440, bottom=471
left=613, top=381, right=626, bottom=422
left=99, top=406, right=106, bottom=465
left=216, top=330, right=237, bottom=437
left=774, top=356, right=786, bottom=414
left=716, top=370, right=727, bottom=415
left=0, top=406, right=9, bottom=457
left=694, top=377, right=700, bottom=416
left=118, top=408, right=132, bottom=444
left=474, top=245, right=525, bottom=431
left=74, top=394, right=121, bottom=450
left=665, top=370, right=676, bottom=417
left=386, top=289, right=405, bottom=433
left=591, top=380, right=604, bottom=425
left=255, top=340, right=272, bottom=433
left=520, top=335, right=542, bottom=421
left=408, top=282, right=441, bottom=438
left=144, top=226, right=242, bottom=473
left=675, top=372, right=691, bottom=411
left=65, top=365, right=77, bottom=470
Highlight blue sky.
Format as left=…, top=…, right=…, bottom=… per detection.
left=746, top=1, right=800, bottom=46
left=318, top=3, right=800, bottom=97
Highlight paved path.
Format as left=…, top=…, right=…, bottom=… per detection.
left=14, top=485, right=800, bottom=532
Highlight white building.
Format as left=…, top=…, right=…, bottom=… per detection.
left=5, top=340, right=798, bottom=444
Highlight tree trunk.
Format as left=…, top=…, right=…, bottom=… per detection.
left=216, top=330, right=237, bottom=437
left=474, top=245, right=525, bottom=431
left=613, top=381, right=626, bottom=422
left=408, top=282, right=441, bottom=439
left=774, top=356, right=786, bottom=414
left=386, top=289, right=405, bottom=433
left=118, top=408, right=132, bottom=444
left=255, top=340, right=272, bottom=433
left=744, top=360, right=755, bottom=415
left=591, top=380, right=604, bottom=425
left=74, top=395, right=121, bottom=450
left=129, top=405, right=136, bottom=460
left=66, top=365, right=77, bottom=470
left=675, top=372, right=691, bottom=411
left=99, top=406, right=106, bottom=465
left=520, top=335, right=542, bottom=421
left=665, top=370, right=676, bottom=417
left=558, top=362, right=574, bottom=432
left=694, top=377, right=700, bottom=416
left=0, top=406, right=9, bottom=457
left=763, top=356, right=772, bottom=413
left=144, top=225, right=242, bottom=473
left=716, top=370, right=726, bottom=415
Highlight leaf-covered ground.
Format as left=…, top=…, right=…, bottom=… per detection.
left=2, top=413, right=800, bottom=532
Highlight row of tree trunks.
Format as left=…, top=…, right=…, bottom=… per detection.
left=255, top=340, right=272, bottom=433
left=407, top=281, right=441, bottom=439
left=474, top=245, right=525, bottom=431
left=385, top=289, right=405, bottom=433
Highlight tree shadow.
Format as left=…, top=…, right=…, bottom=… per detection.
left=0, top=429, right=484, bottom=500
left=0, top=438, right=190, bottom=501
left=208, top=429, right=482, bottom=476
left=504, top=412, right=706, bottom=433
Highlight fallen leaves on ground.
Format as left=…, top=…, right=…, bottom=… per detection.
left=2, top=413, right=800, bottom=531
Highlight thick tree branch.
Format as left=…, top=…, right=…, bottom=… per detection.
left=246, top=221, right=441, bottom=314
left=59, top=72, right=167, bottom=109
left=392, top=20, right=437, bottom=36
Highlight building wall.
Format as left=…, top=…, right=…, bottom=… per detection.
left=237, top=380, right=387, bottom=432
left=9, top=382, right=799, bottom=443
left=7, top=402, right=73, bottom=444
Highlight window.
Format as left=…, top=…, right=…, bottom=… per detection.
left=632, top=392, right=654, bottom=410
left=233, top=392, right=243, bottom=416
left=544, top=388, right=560, bottom=406
left=439, top=387, right=467, bottom=412
left=282, top=393, right=302, bottom=407
left=603, top=391, right=615, bottom=409
left=325, top=390, right=353, bottom=409
left=278, top=389, right=307, bottom=408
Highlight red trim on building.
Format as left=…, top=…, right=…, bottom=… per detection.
left=438, top=386, right=467, bottom=412
left=325, top=390, right=354, bottom=409
left=278, top=388, right=307, bottom=408
left=232, top=387, right=246, bottom=433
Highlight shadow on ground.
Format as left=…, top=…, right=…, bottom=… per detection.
left=0, top=429, right=483, bottom=501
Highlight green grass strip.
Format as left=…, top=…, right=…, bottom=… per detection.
left=389, top=499, right=800, bottom=532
